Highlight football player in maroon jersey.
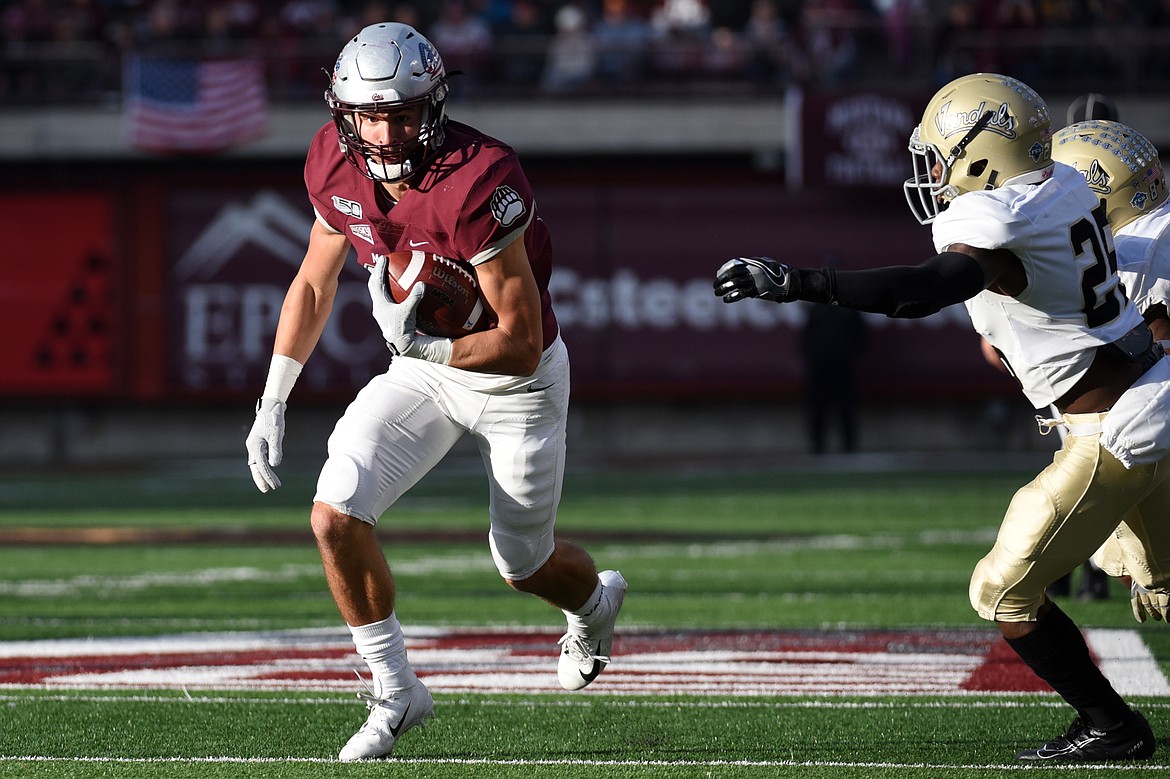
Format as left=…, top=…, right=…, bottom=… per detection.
left=245, top=22, right=627, bottom=761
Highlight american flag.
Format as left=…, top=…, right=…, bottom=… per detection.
left=123, top=57, right=269, bottom=153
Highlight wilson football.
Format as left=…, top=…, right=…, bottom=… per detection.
left=384, top=250, right=492, bottom=338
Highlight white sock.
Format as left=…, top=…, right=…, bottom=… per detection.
left=349, top=612, right=416, bottom=697
left=563, top=578, right=606, bottom=633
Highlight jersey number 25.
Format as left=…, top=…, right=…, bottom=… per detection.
left=1072, top=201, right=1126, bottom=329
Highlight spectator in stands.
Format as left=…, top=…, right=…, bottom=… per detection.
left=390, top=2, right=422, bottom=30
left=344, top=1, right=395, bottom=35
left=876, top=0, right=928, bottom=76
left=428, top=0, right=493, bottom=93
left=702, top=25, right=746, bottom=80
left=54, top=0, right=105, bottom=44
left=932, top=0, right=985, bottom=85
left=137, top=0, right=200, bottom=46
left=2, top=0, right=55, bottom=44
left=800, top=0, right=862, bottom=86
left=279, top=0, right=340, bottom=33
left=541, top=2, right=596, bottom=93
left=268, top=0, right=341, bottom=98
left=592, top=0, right=651, bottom=89
left=648, top=0, right=711, bottom=80
left=496, top=0, right=549, bottom=88
left=742, top=0, right=807, bottom=86
left=990, top=0, right=1040, bottom=81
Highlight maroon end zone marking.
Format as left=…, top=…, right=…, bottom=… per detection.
left=0, top=628, right=1096, bottom=694
left=960, top=635, right=1051, bottom=693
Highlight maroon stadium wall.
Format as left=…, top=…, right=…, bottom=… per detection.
left=0, top=160, right=1016, bottom=403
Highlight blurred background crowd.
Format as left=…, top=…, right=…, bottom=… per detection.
left=4, top=0, right=1170, bottom=105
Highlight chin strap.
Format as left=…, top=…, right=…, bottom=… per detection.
left=947, top=110, right=995, bottom=164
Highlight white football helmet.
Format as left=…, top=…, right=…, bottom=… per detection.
left=326, top=22, right=449, bottom=182
left=904, top=73, right=1054, bottom=224
left=1052, top=120, right=1167, bottom=231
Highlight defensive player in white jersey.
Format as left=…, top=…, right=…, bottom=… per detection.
left=1053, top=119, right=1170, bottom=623
left=1044, top=94, right=1123, bottom=602
left=714, top=73, right=1168, bottom=762
left=244, top=23, right=627, bottom=761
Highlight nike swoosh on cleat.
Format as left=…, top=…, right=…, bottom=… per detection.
left=388, top=702, right=411, bottom=738
left=578, top=660, right=602, bottom=685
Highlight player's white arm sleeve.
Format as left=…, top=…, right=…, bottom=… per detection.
left=245, top=354, right=303, bottom=493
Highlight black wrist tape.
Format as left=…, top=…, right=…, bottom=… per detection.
left=794, top=268, right=836, bottom=304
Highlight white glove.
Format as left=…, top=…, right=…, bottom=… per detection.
left=367, top=255, right=452, bottom=363
left=368, top=254, right=426, bottom=357
left=1131, top=581, right=1170, bottom=623
left=246, top=397, right=286, bottom=493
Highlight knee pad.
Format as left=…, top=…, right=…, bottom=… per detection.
left=969, top=550, right=1044, bottom=622
left=316, top=453, right=361, bottom=504
left=314, top=453, right=374, bottom=523
left=489, top=525, right=554, bottom=581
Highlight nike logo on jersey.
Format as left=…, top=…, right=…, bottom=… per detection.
left=527, top=383, right=555, bottom=393
left=408, top=239, right=429, bottom=247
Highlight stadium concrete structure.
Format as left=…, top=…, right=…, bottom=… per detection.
left=3, top=95, right=1170, bottom=468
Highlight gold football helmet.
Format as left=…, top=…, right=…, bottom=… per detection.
left=904, top=73, right=1054, bottom=224
left=1052, top=120, right=1167, bottom=231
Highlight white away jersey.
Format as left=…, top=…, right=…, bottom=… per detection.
left=933, top=163, right=1143, bottom=409
left=1116, top=198, right=1170, bottom=317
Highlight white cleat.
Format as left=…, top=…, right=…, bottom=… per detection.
left=557, top=569, right=628, bottom=691
left=338, top=680, right=434, bottom=762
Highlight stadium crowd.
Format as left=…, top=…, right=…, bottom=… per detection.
left=3, top=0, right=1170, bottom=103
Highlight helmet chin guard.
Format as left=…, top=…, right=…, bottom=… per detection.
left=325, top=22, right=449, bottom=182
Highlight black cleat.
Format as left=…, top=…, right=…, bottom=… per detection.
left=1018, top=711, right=1155, bottom=762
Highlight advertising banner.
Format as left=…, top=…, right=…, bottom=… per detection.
left=163, top=178, right=1006, bottom=401
left=790, top=89, right=930, bottom=191
left=0, top=192, right=118, bottom=396
left=165, top=187, right=385, bottom=398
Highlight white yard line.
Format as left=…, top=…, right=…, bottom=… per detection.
left=1, top=755, right=1169, bottom=771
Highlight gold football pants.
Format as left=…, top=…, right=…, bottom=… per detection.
left=970, top=412, right=1170, bottom=622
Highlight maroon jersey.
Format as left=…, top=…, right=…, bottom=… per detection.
left=305, top=120, right=559, bottom=348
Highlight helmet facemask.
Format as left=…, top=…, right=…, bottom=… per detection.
left=327, top=82, right=449, bottom=182
left=904, top=110, right=997, bottom=225
left=904, top=73, right=1054, bottom=225
left=325, top=22, right=450, bottom=183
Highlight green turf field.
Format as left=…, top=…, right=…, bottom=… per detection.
left=2, top=461, right=1168, bottom=777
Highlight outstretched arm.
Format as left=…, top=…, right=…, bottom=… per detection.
left=714, top=249, right=1003, bottom=319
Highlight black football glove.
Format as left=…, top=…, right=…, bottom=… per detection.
left=713, top=257, right=800, bottom=303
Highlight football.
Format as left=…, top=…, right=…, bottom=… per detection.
left=384, top=250, right=492, bottom=338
